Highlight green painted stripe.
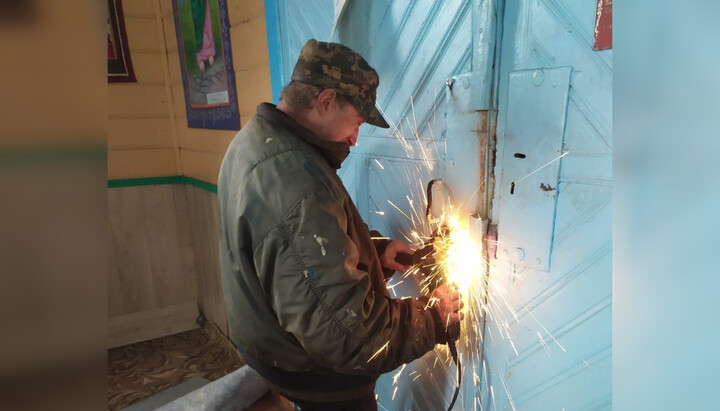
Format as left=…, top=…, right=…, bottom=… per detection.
left=108, top=176, right=181, bottom=188
left=181, top=176, right=218, bottom=193
left=108, top=175, right=218, bottom=193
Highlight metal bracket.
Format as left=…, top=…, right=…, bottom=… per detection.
left=446, top=72, right=485, bottom=216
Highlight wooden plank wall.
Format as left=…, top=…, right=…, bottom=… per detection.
left=161, top=0, right=273, bottom=184
left=108, top=0, right=273, bottom=346
left=108, top=184, right=226, bottom=348
left=109, top=0, right=180, bottom=179
left=109, top=0, right=274, bottom=182
left=183, top=185, right=226, bottom=333
left=108, top=185, right=199, bottom=347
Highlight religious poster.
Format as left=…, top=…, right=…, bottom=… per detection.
left=172, top=0, right=240, bottom=130
left=108, top=0, right=136, bottom=83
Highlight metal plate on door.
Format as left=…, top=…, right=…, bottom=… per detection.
left=496, top=67, right=571, bottom=271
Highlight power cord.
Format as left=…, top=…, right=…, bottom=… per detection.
left=446, top=323, right=461, bottom=411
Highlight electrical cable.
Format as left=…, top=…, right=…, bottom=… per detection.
left=447, top=339, right=461, bottom=411
left=446, top=322, right=461, bottom=411
left=401, top=179, right=463, bottom=410
left=425, top=179, right=441, bottom=221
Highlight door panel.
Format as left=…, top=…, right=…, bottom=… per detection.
left=484, top=0, right=612, bottom=409
left=268, top=0, right=610, bottom=408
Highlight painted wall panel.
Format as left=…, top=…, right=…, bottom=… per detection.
left=108, top=148, right=178, bottom=180
left=108, top=118, right=174, bottom=150
left=270, top=1, right=492, bottom=409
left=484, top=0, right=612, bottom=409
left=270, top=0, right=609, bottom=408
left=108, top=183, right=228, bottom=346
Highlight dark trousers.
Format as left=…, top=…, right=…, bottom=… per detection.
left=292, top=392, right=377, bottom=411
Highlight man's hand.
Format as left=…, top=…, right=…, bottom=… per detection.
left=380, top=240, right=414, bottom=273
left=430, top=283, right=464, bottom=325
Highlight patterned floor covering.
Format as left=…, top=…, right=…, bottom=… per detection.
left=108, top=322, right=245, bottom=410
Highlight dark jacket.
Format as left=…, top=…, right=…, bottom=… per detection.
left=217, top=103, right=443, bottom=402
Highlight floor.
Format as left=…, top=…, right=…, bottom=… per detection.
left=107, top=321, right=293, bottom=410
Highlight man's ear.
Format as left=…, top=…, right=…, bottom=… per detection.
left=316, top=89, right=337, bottom=114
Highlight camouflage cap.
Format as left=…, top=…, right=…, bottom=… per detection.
left=291, top=39, right=390, bottom=128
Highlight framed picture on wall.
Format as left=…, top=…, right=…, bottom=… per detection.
left=172, top=0, right=240, bottom=130
left=108, top=0, right=136, bottom=83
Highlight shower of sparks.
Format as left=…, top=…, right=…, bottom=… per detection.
left=435, top=212, right=486, bottom=296
left=519, top=305, right=567, bottom=352
left=387, top=200, right=414, bottom=223
left=537, top=331, right=553, bottom=357
left=368, top=96, right=574, bottom=410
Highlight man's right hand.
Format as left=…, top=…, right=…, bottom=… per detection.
left=430, top=283, right=464, bottom=325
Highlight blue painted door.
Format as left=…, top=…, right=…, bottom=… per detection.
left=268, top=1, right=477, bottom=409
left=266, top=0, right=611, bottom=409
left=483, top=0, right=612, bottom=410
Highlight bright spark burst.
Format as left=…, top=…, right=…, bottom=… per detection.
left=435, top=212, right=486, bottom=297
left=370, top=95, right=575, bottom=410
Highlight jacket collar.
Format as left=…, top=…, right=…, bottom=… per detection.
left=256, top=103, right=350, bottom=169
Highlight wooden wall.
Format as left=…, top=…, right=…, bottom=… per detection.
left=183, top=185, right=226, bottom=334
left=108, top=184, right=225, bottom=348
left=109, top=0, right=273, bottom=182
left=108, top=0, right=180, bottom=179
left=108, top=0, right=272, bottom=346
left=108, top=185, right=197, bottom=347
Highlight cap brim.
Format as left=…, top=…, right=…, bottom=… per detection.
left=364, top=105, right=390, bottom=129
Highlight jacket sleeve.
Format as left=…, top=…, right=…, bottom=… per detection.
left=259, top=189, right=440, bottom=376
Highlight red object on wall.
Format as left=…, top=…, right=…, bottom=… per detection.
left=593, top=0, right=612, bottom=50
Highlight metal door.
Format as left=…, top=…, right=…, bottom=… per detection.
left=265, top=0, right=611, bottom=409
left=267, top=1, right=480, bottom=409
left=483, top=0, right=612, bottom=409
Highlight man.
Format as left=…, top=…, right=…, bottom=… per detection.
left=218, top=39, right=462, bottom=411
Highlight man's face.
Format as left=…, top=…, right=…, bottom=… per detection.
left=316, top=98, right=366, bottom=146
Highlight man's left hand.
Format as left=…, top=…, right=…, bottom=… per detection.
left=380, top=240, right=414, bottom=273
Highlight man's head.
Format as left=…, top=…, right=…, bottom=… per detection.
left=277, top=39, right=389, bottom=146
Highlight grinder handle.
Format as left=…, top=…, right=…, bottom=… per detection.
left=446, top=321, right=461, bottom=342
left=395, top=252, right=414, bottom=266
left=395, top=244, right=436, bottom=266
